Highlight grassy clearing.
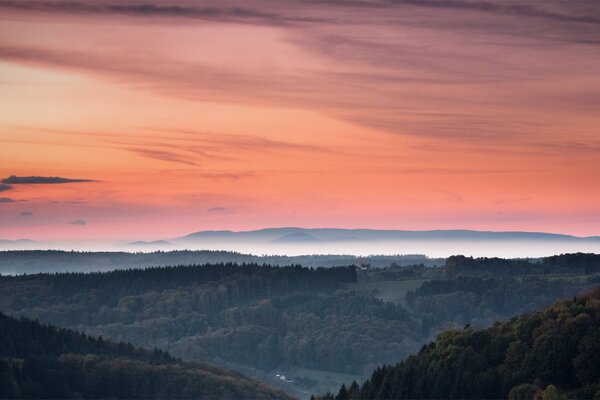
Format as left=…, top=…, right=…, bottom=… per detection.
left=347, top=279, right=429, bottom=303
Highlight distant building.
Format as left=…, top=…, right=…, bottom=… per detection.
left=357, top=258, right=371, bottom=270
left=275, top=374, right=293, bottom=383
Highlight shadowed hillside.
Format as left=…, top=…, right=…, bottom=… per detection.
left=1, top=255, right=598, bottom=397
left=319, top=286, right=600, bottom=399
left=0, top=312, right=291, bottom=399
left=0, top=250, right=442, bottom=275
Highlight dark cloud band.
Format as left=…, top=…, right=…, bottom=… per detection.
left=0, top=1, right=330, bottom=26
left=2, top=175, right=95, bottom=184
left=1, top=0, right=598, bottom=26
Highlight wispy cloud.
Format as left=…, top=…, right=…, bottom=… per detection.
left=20, top=211, right=33, bottom=216
left=207, top=207, right=234, bottom=213
left=393, top=0, right=600, bottom=25
left=2, top=175, right=95, bottom=184
left=386, top=167, right=530, bottom=175
left=161, top=129, right=335, bottom=155
left=2, top=0, right=598, bottom=27
left=195, top=172, right=256, bottom=180
left=494, top=197, right=533, bottom=205
left=125, top=147, right=198, bottom=166
left=69, top=219, right=87, bottom=225
left=2, top=0, right=599, bottom=146
left=0, top=0, right=599, bottom=240
left=435, top=189, right=465, bottom=203
left=0, top=0, right=331, bottom=26
left=1, top=26, right=596, bottom=148
left=0, top=197, right=15, bottom=203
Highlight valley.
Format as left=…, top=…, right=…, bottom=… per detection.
left=0, top=253, right=598, bottom=397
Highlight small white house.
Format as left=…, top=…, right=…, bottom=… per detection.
left=275, top=374, right=294, bottom=383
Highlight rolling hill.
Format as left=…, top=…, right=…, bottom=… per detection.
left=173, top=228, right=600, bottom=258
left=1, top=255, right=598, bottom=397
left=177, top=227, right=600, bottom=244
left=320, top=286, right=600, bottom=399
left=0, top=311, right=291, bottom=399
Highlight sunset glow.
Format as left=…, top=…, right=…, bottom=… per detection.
left=1, top=0, right=599, bottom=241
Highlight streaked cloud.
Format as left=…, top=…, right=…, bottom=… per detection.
left=2, top=175, right=95, bottom=184
left=0, top=0, right=598, bottom=238
left=124, top=147, right=198, bottom=166
left=207, top=207, right=234, bottom=213
left=0, top=0, right=331, bottom=25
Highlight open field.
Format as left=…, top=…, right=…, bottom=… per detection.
left=348, top=279, right=429, bottom=303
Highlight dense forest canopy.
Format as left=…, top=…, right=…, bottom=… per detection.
left=0, top=312, right=290, bottom=399
left=319, top=286, right=600, bottom=400
left=445, top=253, right=600, bottom=277
left=0, top=253, right=598, bottom=396
left=0, top=250, right=442, bottom=275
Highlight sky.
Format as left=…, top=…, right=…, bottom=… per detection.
left=0, top=0, right=599, bottom=242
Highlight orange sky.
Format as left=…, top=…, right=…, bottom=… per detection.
left=0, top=0, right=599, bottom=240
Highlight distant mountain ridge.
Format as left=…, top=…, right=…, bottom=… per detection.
left=177, top=227, right=600, bottom=244
left=128, top=240, right=172, bottom=247
left=1, top=228, right=599, bottom=258
left=0, top=239, right=36, bottom=244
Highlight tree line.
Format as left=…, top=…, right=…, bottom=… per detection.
left=0, top=312, right=290, bottom=399
left=316, top=286, right=600, bottom=399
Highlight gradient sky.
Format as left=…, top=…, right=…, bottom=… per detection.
left=1, top=0, right=599, bottom=241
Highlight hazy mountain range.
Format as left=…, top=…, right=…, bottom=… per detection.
left=172, top=228, right=600, bottom=258
left=1, top=228, right=599, bottom=258
left=176, top=227, right=600, bottom=244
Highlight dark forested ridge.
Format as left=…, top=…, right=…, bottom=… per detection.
left=319, top=286, right=600, bottom=400
left=0, top=250, right=442, bottom=275
left=0, top=312, right=291, bottom=399
left=405, top=276, right=596, bottom=333
left=445, top=253, right=600, bottom=277
left=1, top=254, right=599, bottom=397
left=0, top=265, right=418, bottom=375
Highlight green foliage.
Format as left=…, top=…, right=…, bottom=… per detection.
left=0, top=312, right=290, bottom=399
left=1, top=264, right=426, bottom=374
left=406, top=276, right=592, bottom=332
left=1, top=254, right=598, bottom=396
left=1, top=257, right=598, bottom=382
left=445, top=253, right=600, bottom=278
left=0, top=250, right=441, bottom=275
left=325, top=287, right=600, bottom=399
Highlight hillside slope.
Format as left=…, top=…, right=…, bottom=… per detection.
left=1, top=258, right=597, bottom=396
left=0, top=250, right=441, bottom=274
left=320, top=287, right=600, bottom=399
left=0, top=312, right=291, bottom=399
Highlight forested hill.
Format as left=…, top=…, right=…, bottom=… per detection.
left=0, top=250, right=441, bottom=274
left=0, top=312, right=291, bottom=399
left=0, top=263, right=357, bottom=303
left=444, top=252, right=600, bottom=277
left=1, top=256, right=597, bottom=396
left=320, top=286, right=600, bottom=400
